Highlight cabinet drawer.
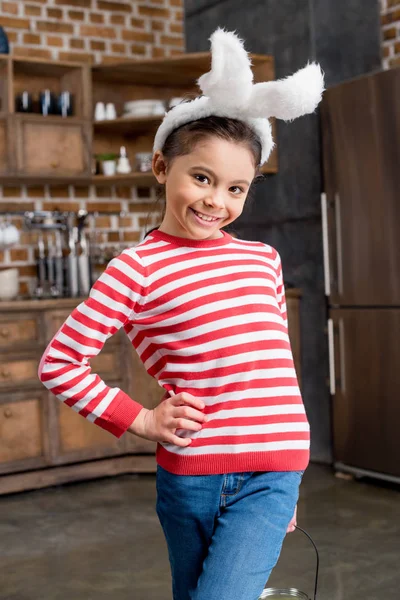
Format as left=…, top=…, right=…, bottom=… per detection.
left=14, top=116, right=90, bottom=176
left=0, top=358, right=39, bottom=386
left=58, top=400, right=121, bottom=454
left=0, top=316, right=40, bottom=349
left=0, top=396, right=46, bottom=465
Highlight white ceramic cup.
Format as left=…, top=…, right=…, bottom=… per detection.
left=94, top=102, right=106, bottom=121
left=0, top=268, right=19, bottom=300
left=101, top=160, right=116, bottom=176
left=105, top=103, right=117, bottom=120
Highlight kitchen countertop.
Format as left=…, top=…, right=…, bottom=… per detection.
left=0, top=288, right=301, bottom=312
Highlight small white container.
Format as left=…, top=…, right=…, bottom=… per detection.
left=94, top=102, right=106, bottom=121
left=105, top=102, right=117, bottom=120
left=101, top=160, right=116, bottom=176
left=1, top=224, right=20, bottom=247
left=116, top=146, right=132, bottom=174
left=0, top=268, right=19, bottom=300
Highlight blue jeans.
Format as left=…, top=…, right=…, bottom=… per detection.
left=156, top=465, right=304, bottom=600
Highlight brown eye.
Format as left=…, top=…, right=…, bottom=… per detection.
left=230, top=186, right=244, bottom=194
left=194, top=174, right=209, bottom=184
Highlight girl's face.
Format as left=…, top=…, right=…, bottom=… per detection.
left=152, top=137, right=256, bottom=240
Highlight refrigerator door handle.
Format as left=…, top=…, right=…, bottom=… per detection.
left=321, top=192, right=331, bottom=297
left=327, top=318, right=335, bottom=395
left=338, top=317, right=346, bottom=394
left=335, top=192, right=343, bottom=296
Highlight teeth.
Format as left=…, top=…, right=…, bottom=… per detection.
left=193, top=210, right=218, bottom=222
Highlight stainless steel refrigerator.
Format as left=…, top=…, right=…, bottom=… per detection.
left=320, top=66, right=400, bottom=483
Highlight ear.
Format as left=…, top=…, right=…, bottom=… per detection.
left=152, top=151, right=168, bottom=184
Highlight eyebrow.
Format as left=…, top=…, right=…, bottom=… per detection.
left=190, top=165, right=251, bottom=187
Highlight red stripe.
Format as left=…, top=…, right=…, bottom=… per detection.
left=190, top=431, right=310, bottom=448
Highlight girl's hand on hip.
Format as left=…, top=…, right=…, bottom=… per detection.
left=128, top=391, right=208, bottom=446
left=286, top=504, right=297, bottom=533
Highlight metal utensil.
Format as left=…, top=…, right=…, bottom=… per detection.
left=54, top=229, right=64, bottom=296
left=36, top=233, right=46, bottom=297
left=66, top=214, right=79, bottom=297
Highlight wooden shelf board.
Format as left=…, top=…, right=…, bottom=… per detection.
left=93, top=172, right=156, bottom=186
left=92, top=52, right=272, bottom=86
left=10, top=55, right=86, bottom=76
left=93, top=115, right=163, bottom=135
left=0, top=174, right=91, bottom=186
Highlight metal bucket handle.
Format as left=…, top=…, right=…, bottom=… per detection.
left=294, top=525, right=319, bottom=600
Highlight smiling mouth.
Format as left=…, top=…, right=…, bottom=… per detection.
left=190, top=208, right=224, bottom=222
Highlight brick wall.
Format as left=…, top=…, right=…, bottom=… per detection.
left=0, top=0, right=184, bottom=62
left=381, top=0, right=400, bottom=68
left=0, top=0, right=182, bottom=297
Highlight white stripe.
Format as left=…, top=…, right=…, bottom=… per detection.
left=41, top=365, right=88, bottom=389
left=145, top=312, right=283, bottom=347
left=87, top=388, right=120, bottom=422
left=163, top=367, right=298, bottom=390
left=180, top=422, right=310, bottom=440
left=78, top=302, right=127, bottom=329
left=56, top=331, right=100, bottom=358
left=89, top=287, right=133, bottom=319
left=142, top=329, right=290, bottom=370
left=161, top=440, right=310, bottom=454
left=67, top=315, right=110, bottom=344
left=134, top=293, right=279, bottom=330
left=147, top=264, right=276, bottom=299
left=57, top=379, right=107, bottom=410
left=161, top=348, right=294, bottom=372
left=43, top=346, right=87, bottom=366
left=209, top=404, right=307, bottom=419
left=55, top=374, right=101, bottom=401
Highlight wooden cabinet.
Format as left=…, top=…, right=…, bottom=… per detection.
left=0, top=298, right=162, bottom=495
left=0, top=51, right=277, bottom=186
left=0, top=291, right=301, bottom=495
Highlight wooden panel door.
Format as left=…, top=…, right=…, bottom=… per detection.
left=123, top=337, right=164, bottom=453
left=0, top=389, right=51, bottom=474
left=14, top=115, right=91, bottom=177
left=321, top=67, right=400, bottom=306
left=44, top=307, right=126, bottom=464
left=329, top=308, right=400, bottom=477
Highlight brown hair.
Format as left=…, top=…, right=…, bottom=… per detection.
left=144, top=115, right=265, bottom=238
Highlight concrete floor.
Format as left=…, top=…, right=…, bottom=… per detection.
left=0, top=463, right=399, bottom=600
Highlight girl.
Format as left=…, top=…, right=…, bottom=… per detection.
left=39, top=29, right=324, bottom=600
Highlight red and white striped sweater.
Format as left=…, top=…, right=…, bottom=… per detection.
left=38, top=228, right=310, bottom=475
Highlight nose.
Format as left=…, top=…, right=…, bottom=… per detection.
left=204, top=188, right=225, bottom=210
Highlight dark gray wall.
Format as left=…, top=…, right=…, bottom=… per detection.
left=184, top=0, right=382, bottom=463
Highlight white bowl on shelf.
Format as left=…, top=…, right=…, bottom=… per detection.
left=123, top=99, right=166, bottom=117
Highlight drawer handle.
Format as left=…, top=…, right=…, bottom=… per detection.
left=1, top=369, right=11, bottom=379
left=0, top=328, right=10, bottom=338
left=50, top=161, right=60, bottom=169
left=4, top=408, right=12, bottom=418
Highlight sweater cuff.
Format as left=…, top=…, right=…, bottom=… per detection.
left=97, top=390, right=144, bottom=439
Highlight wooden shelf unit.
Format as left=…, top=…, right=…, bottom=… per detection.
left=0, top=51, right=277, bottom=186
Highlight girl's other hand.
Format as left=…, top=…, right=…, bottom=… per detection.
left=128, top=391, right=208, bottom=447
left=286, top=504, right=297, bottom=533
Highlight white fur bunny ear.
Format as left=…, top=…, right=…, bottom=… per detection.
left=247, top=62, right=325, bottom=121
left=197, top=28, right=254, bottom=110
left=153, top=28, right=325, bottom=166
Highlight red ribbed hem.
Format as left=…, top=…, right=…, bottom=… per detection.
left=156, top=444, right=310, bottom=475
left=95, top=390, right=144, bottom=439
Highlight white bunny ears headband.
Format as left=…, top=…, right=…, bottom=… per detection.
left=153, top=28, right=325, bottom=166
